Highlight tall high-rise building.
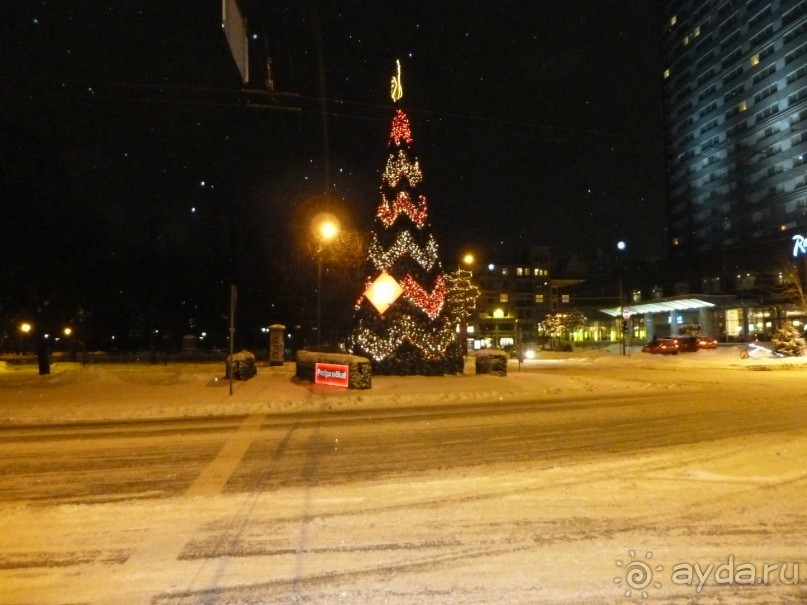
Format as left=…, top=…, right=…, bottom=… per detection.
left=660, top=1, right=807, bottom=279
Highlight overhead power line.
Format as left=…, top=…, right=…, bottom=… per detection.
left=0, top=73, right=663, bottom=152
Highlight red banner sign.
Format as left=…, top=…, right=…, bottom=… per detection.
left=314, top=363, right=349, bottom=388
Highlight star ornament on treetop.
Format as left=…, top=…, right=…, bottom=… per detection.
left=390, top=59, right=403, bottom=102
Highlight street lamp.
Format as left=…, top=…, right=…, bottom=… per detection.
left=458, top=252, right=476, bottom=355
left=312, top=213, right=340, bottom=347
left=19, top=322, right=32, bottom=353
left=616, top=240, right=629, bottom=355
left=64, top=327, right=77, bottom=361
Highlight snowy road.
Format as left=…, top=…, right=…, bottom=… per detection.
left=0, top=357, right=806, bottom=603
left=1, top=375, right=804, bottom=503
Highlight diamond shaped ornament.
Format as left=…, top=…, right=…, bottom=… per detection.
left=364, top=271, right=403, bottom=315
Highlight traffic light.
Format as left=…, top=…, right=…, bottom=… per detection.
left=621, top=320, right=630, bottom=335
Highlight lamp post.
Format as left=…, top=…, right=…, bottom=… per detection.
left=313, top=214, right=340, bottom=347
left=63, top=327, right=75, bottom=361
left=616, top=240, right=628, bottom=356
left=459, top=253, right=475, bottom=355
left=19, top=322, right=32, bottom=353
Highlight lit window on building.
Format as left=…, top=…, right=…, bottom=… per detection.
left=535, top=294, right=544, bottom=303
left=750, top=53, right=760, bottom=66
left=561, top=294, right=570, bottom=303
left=670, top=15, right=677, bottom=27
left=499, top=293, right=508, bottom=303
left=664, top=68, right=671, bottom=79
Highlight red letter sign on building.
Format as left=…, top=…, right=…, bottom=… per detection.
left=314, top=363, right=350, bottom=388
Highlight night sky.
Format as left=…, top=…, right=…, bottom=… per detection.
left=0, top=1, right=667, bottom=348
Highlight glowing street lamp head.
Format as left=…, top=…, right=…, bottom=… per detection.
left=319, top=219, right=339, bottom=241
left=617, top=240, right=627, bottom=251
left=311, top=212, right=340, bottom=243
left=462, top=253, right=475, bottom=266
left=20, top=322, right=32, bottom=334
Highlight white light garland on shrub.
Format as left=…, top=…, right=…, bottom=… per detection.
left=444, top=269, right=480, bottom=323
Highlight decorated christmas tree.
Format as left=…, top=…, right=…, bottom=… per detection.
left=350, top=61, right=463, bottom=375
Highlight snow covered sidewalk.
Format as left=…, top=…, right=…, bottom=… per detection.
left=1, top=345, right=806, bottom=425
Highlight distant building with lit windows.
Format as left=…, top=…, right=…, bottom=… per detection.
left=471, top=247, right=583, bottom=350
left=657, top=0, right=807, bottom=340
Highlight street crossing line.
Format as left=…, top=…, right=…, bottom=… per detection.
left=184, top=413, right=266, bottom=497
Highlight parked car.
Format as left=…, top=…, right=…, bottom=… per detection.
left=673, top=336, right=700, bottom=352
left=641, top=338, right=680, bottom=355
left=696, top=335, right=718, bottom=349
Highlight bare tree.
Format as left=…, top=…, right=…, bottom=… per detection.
left=770, top=263, right=807, bottom=313
left=309, top=229, right=371, bottom=345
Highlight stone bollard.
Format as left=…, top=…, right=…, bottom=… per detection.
left=226, top=350, right=257, bottom=380
left=295, top=351, right=372, bottom=389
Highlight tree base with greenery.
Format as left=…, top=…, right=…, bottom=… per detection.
left=772, top=322, right=807, bottom=357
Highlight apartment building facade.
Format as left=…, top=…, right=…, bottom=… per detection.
left=659, top=0, right=807, bottom=338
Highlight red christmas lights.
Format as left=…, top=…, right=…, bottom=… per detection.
left=390, top=108, right=413, bottom=145
left=376, top=191, right=428, bottom=228
left=402, top=274, right=446, bottom=319
left=355, top=273, right=446, bottom=321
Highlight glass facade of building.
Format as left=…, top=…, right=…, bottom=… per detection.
left=661, top=0, right=807, bottom=258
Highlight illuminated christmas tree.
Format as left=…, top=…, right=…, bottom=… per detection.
left=350, top=61, right=463, bottom=375
left=444, top=268, right=480, bottom=356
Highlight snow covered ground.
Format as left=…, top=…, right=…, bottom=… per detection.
left=0, top=344, right=803, bottom=424
left=0, top=346, right=805, bottom=604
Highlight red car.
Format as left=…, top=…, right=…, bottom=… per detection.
left=673, top=336, right=700, bottom=352
left=641, top=338, right=680, bottom=355
left=696, top=336, right=718, bottom=349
